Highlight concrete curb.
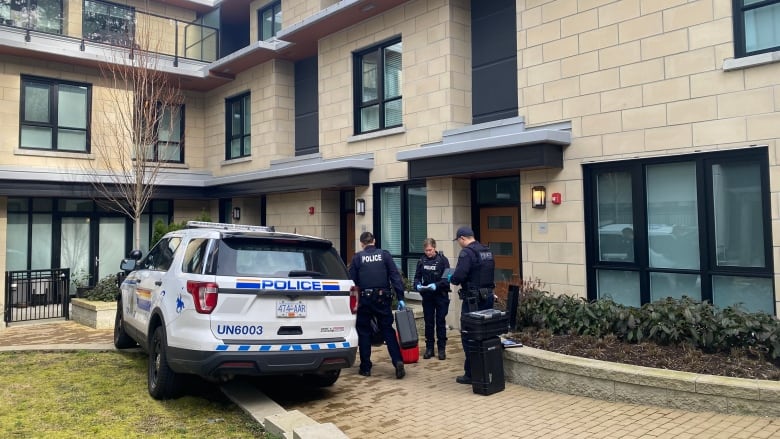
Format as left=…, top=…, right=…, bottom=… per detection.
left=0, top=343, right=116, bottom=352
left=503, top=346, right=780, bottom=417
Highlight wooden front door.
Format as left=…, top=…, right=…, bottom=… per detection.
left=479, top=206, right=520, bottom=302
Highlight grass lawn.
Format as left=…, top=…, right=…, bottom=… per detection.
left=0, top=350, right=269, bottom=438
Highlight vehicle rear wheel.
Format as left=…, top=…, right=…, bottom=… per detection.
left=305, top=369, right=341, bottom=387
left=148, top=326, right=181, bottom=400
left=113, top=300, right=136, bottom=349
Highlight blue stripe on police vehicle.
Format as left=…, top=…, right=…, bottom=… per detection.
left=215, top=341, right=352, bottom=351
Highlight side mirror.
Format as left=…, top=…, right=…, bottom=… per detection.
left=120, top=259, right=137, bottom=273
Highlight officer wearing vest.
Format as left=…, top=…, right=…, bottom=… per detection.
left=449, top=226, right=495, bottom=385
left=348, top=231, right=406, bottom=379
left=413, top=238, right=451, bottom=360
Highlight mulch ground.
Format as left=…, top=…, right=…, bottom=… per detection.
left=510, top=330, right=780, bottom=381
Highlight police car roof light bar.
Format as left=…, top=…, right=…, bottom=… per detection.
left=186, top=221, right=276, bottom=233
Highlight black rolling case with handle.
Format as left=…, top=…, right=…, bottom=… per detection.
left=395, top=308, right=419, bottom=349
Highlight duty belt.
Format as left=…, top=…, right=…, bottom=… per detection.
left=360, top=288, right=388, bottom=297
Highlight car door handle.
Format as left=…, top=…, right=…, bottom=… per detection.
left=155, top=281, right=162, bottom=286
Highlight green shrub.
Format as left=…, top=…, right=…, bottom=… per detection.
left=514, top=283, right=780, bottom=362
left=81, top=274, right=121, bottom=302
left=150, top=211, right=211, bottom=248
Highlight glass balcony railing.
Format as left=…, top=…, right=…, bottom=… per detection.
left=0, top=0, right=219, bottom=63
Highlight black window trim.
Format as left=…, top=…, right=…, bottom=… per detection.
left=583, top=147, right=773, bottom=307
left=372, top=179, right=426, bottom=280
left=148, top=102, right=185, bottom=163
left=19, top=74, right=92, bottom=153
left=225, top=91, right=251, bottom=160
left=732, top=0, right=780, bottom=58
left=353, top=35, right=402, bottom=135
left=257, top=0, right=281, bottom=41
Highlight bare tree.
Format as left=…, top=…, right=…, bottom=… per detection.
left=86, top=9, right=183, bottom=250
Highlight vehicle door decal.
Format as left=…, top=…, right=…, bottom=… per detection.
left=136, top=288, right=152, bottom=311
left=214, top=341, right=351, bottom=351
left=176, top=294, right=184, bottom=313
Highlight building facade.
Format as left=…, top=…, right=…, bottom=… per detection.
left=0, top=0, right=778, bottom=324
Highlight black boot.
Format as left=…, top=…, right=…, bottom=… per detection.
left=423, top=347, right=434, bottom=359
left=438, top=348, right=446, bottom=360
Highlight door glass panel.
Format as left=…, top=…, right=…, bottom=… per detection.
left=646, top=162, right=699, bottom=269
left=7, top=213, right=29, bottom=271
left=596, top=269, right=640, bottom=307
left=495, top=268, right=513, bottom=284
left=61, top=217, right=91, bottom=289
left=712, top=275, right=774, bottom=314
left=649, top=272, right=700, bottom=302
left=31, top=214, right=52, bottom=270
left=488, top=242, right=513, bottom=256
left=596, top=171, right=634, bottom=262
left=99, top=217, right=125, bottom=280
left=487, top=216, right=512, bottom=229
left=712, top=162, right=765, bottom=267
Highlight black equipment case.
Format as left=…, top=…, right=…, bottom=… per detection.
left=460, top=309, right=510, bottom=341
left=395, top=308, right=419, bottom=349
left=467, top=336, right=505, bottom=395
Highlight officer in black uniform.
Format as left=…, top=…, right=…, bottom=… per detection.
left=348, top=231, right=406, bottom=379
left=413, top=238, right=451, bottom=360
left=449, top=226, right=495, bottom=385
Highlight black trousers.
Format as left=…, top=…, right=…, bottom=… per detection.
left=422, top=291, right=450, bottom=349
left=356, top=294, right=402, bottom=371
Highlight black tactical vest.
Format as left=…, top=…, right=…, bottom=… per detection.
left=357, top=247, right=389, bottom=289
left=419, top=253, right=445, bottom=285
left=465, top=243, right=495, bottom=289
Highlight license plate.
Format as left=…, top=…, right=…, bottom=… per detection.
left=276, top=300, right=307, bottom=318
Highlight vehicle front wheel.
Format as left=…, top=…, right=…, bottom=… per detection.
left=304, top=369, right=341, bottom=387
left=148, top=326, right=181, bottom=400
left=113, top=300, right=136, bottom=349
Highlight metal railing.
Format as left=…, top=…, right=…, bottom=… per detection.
left=0, top=0, right=219, bottom=63
left=4, top=268, right=71, bottom=325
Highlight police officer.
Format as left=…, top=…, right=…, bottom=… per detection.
left=413, top=238, right=451, bottom=360
left=348, top=231, right=406, bottom=379
left=449, top=226, right=495, bottom=385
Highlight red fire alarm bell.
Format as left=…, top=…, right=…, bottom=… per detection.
left=551, top=193, right=562, bottom=205
left=308, top=206, right=315, bottom=215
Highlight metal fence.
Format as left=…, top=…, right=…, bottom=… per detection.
left=4, top=268, right=70, bottom=325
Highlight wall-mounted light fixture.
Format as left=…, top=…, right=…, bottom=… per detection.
left=355, top=198, right=366, bottom=215
left=531, top=186, right=546, bottom=209
left=232, top=207, right=241, bottom=220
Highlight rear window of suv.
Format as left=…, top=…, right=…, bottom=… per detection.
left=182, top=237, right=349, bottom=279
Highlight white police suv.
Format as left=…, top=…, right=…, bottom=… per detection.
left=114, top=221, right=358, bottom=400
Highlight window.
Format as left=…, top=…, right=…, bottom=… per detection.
left=584, top=148, right=774, bottom=314
left=144, top=104, right=184, bottom=163
left=83, top=0, right=135, bottom=47
left=354, top=38, right=402, bottom=134
left=733, top=0, right=780, bottom=57
left=20, top=76, right=90, bottom=152
left=258, top=0, right=281, bottom=41
left=141, top=237, right=181, bottom=271
left=0, top=0, right=63, bottom=33
left=374, top=181, right=426, bottom=281
left=225, top=93, right=251, bottom=159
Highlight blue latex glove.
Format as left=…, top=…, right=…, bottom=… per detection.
left=415, top=283, right=423, bottom=292
left=426, top=283, right=437, bottom=291
left=447, top=273, right=453, bottom=282
left=397, top=300, right=406, bottom=311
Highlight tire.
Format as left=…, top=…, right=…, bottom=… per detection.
left=148, top=326, right=181, bottom=400
left=305, top=369, right=341, bottom=387
left=113, top=300, right=136, bottom=349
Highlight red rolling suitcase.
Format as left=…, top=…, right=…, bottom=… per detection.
left=398, top=334, right=420, bottom=363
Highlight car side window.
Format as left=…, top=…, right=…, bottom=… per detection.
left=141, top=237, right=181, bottom=272
left=182, top=238, right=210, bottom=274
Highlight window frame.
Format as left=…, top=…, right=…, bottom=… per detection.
left=353, top=36, right=403, bottom=135
left=145, top=103, right=184, bottom=163
left=4, top=0, right=64, bottom=34
left=732, top=0, right=780, bottom=58
left=19, top=75, right=91, bottom=153
left=82, top=0, right=136, bottom=47
left=257, top=0, right=281, bottom=41
left=225, top=92, right=251, bottom=160
left=373, top=180, right=427, bottom=282
left=583, top=148, right=774, bottom=311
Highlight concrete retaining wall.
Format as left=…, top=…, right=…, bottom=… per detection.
left=503, top=346, right=780, bottom=417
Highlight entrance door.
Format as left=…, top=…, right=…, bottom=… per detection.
left=479, top=207, right=520, bottom=300
left=61, top=216, right=126, bottom=291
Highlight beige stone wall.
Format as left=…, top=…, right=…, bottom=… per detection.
left=173, top=200, right=216, bottom=224
left=265, top=190, right=340, bottom=244
left=203, top=59, right=294, bottom=177
left=516, top=0, right=780, bottom=307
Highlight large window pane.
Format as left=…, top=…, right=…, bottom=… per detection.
left=24, top=83, right=50, bottom=123
left=355, top=38, right=402, bottom=134
left=596, top=171, right=634, bottom=262
left=712, top=275, right=774, bottom=314
left=31, top=214, right=52, bottom=270
left=57, top=129, right=87, bottom=151
left=646, top=162, right=699, bottom=269
left=21, top=77, right=90, bottom=153
left=744, top=3, right=780, bottom=54
left=407, top=186, right=427, bottom=253
left=713, top=162, right=765, bottom=267
left=361, top=51, right=378, bottom=102
left=7, top=213, right=29, bottom=271
left=58, top=85, right=87, bottom=128
left=21, top=126, right=52, bottom=149
left=596, top=269, right=640, bottom=307
left=380, top=186, right=401, bottom=255
left=650, top=272, right=700, bottom=302
left=384, top=42, right=402, bottom=98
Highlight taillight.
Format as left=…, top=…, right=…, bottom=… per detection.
left=349, top=285, right=358, bottom=314
left=186, top=281, right=218, bottom=314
